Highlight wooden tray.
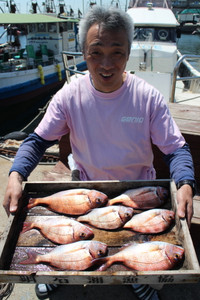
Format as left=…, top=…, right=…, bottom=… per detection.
left=0, top=180, right=199, bottom=285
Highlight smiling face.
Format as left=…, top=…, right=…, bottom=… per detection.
left=83, top=24, right=130, bottom=93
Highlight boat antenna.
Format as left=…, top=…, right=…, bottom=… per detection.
left=8, top=0, right=20, bottom=13
left=110, top=0, right=121, bottom=8
left=43, top=0, right=56, bottom=13
left=58, top=0, right=65, bottom=15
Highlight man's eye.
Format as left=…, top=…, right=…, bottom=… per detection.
left=115, top=51, right=123, bottom=55
left=92, top=51, right=100, bottom=55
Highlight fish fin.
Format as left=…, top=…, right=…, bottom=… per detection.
left=20, top=250, right=38, bottom=265
left=120, top=241, right=139, bottom=251
left=21, top=222, right=34, bottom=233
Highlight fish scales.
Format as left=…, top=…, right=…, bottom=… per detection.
left=20, top=241, right=108, bottom=270
left=27, top=189, right=108, bottom=215
left=77, top=206, right=134, bottom=230
left=108, top=186, right=169, bottom=209
left=22, top=216, right=94, bottom=244
left=123, top=209, right=175, bottom=233
left=96, top=241, right=184, bottom=271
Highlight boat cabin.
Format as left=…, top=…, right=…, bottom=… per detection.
left=126, top=1, right=180, bottom=100
left=26, top=15, right=79, bottom=61
left=0, top=13, right=80, bottom=67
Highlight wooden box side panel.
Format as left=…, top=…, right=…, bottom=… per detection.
left=170, top=181, right=200, bottom=271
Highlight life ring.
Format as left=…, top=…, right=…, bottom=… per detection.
left=38, top=65, right=45, bottom=85
left=56, top=64, right=62, bottom=81
left=158, top=29, right=169, bottom=40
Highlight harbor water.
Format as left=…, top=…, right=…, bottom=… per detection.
left=177, top=33, right=200, bottom=71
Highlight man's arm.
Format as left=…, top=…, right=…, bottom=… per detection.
left=3, top=133, right=57, bottom=215
left=164, top=143, right=196, bottom=227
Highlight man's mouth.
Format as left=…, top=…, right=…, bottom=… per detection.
left=101, top=73, right=113, bottom=78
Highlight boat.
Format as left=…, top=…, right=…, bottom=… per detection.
left=0, top=13, right=85, bottom=109
left=125, top=0, right=181, bottom=101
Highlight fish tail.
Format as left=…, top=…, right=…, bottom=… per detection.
left=106, top=199, right=115, bottom=206
left=27, top=198, right=38, bottom=209
left=20, top=250, right=38, bottom=265
left=77, top=216, right=85, bottom=222
left=21, top=221, right=34, bottom=233
left=94, top=257, right=111, bottom=271
left=97, top=262, right=110, bottom=271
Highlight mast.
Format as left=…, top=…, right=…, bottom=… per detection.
left=110, top=0, right=121, bottom=8
left=58, top=0, right=65, bottom=14
left=43, top=0, right=56, bottom=13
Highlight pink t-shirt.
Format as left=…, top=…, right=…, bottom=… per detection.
left=35, top=72, right=185, bottom=181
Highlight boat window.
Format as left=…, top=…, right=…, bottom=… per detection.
left=62, top=23, right=68, bottom=32
left=37, top=23, right=46, bottom=32
left=48, top=23, right=57, bottom=33
left=133, top=27, right=176, bottom=42
left=157, top=29, right=169, bottom=40
left=67, top=22, right=74, bottom=30
left=29, top=23, right=37, bottom=33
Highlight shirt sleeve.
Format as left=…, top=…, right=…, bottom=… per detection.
left=149, top=90, right=185, bottom=155
left=163, top=143, right=195, bottom=184
left=35, top=85, right=70, bottom=141
left=9, top=132, right=57, bottom=180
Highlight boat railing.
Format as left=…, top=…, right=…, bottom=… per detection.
left=62, top=51, right=86, bottom=83
left=170, top=52, right=200, bottom=103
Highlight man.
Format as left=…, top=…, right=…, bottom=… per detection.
left=3, top=6, right=195, bottom=300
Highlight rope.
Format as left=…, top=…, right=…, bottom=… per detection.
left=0, top=283, right=14, bottom=300
left=20, top=99, right=51, bottom=132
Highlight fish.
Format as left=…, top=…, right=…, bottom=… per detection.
left=20, top=240, right=108, bottom=270
left=27, top=188, right=108, bottom=215
left=21, top=216, right=94, bottom=244
left=107, top=186, right=169, bottom=209
left=123, top=209, right=175, bottom=233
left=77, top=206, right=134, bottom=230
left=95, top=241, right=184, bottom=271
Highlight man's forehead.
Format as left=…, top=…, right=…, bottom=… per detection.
left=86, top=24, right=127, bottom=47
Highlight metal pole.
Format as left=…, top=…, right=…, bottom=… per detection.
left=170, top=54, right=200, bottom=103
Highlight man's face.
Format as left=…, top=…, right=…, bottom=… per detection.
left=84, top=24, right=130, bottom=93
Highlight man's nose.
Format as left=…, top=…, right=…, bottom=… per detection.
left=100, top=55, right=113, bottom=69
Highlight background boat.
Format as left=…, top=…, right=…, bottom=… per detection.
left=0, top=13, right=86, bottom=135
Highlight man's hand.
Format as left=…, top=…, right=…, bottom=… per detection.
left=3, top=172, right=24, bottom=216
left=176, top=184, right=194, bottom=228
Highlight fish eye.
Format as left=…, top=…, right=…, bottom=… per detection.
left=174, top=254, right=180, bottom=261
left=79, top=232, right=86, bottom=239
left=96, top=198, right=102, bottom=204
left=98, top=250, right=103, bottom=257
left=125, top=213, right=131, bottom=218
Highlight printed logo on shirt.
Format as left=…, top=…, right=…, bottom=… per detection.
left=121, top=116, right=144, bottom=123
